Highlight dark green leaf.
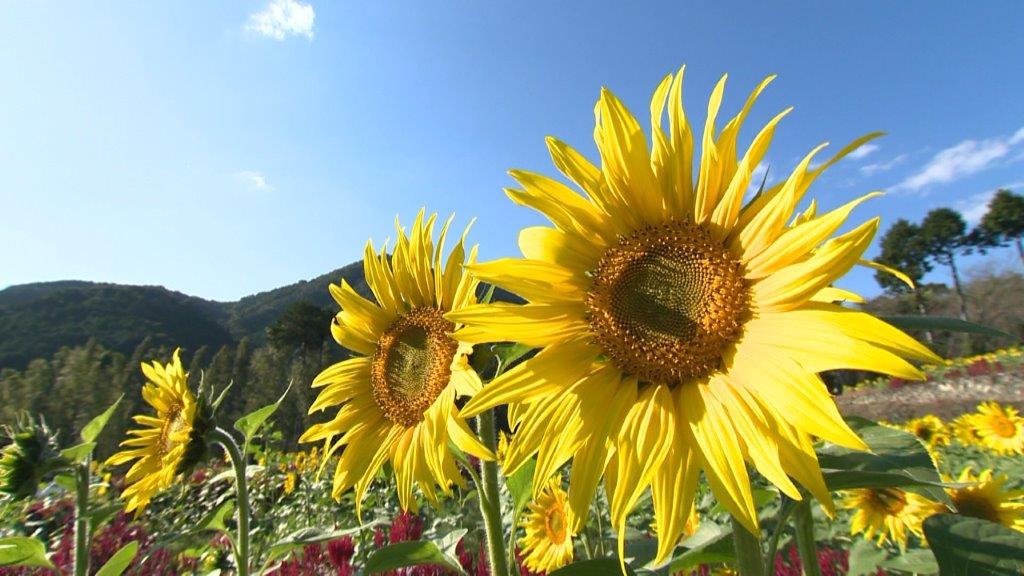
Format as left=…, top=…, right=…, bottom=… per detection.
left=492, top=342, right=534, bottom=373
left=198, top=499, right=234, bottom=533
left=364, top=540, right=466, bottom=576
left=550, top=558, right=637, bottom=576
left=924, top=514, right=1024, bottom=576
left=94, top=541, right=138, bottom=576
left=881, top=316, right=1018, bottom=340
left=234, top=382, right=292, bottom=443
left=81, top=395, right=123, bottom=443
left=817, top=417, right=949, bottom=503
left=0, top=537, right=54, bottom=569
left=88, top=503, right=123, bottom=532
left=668, top=525, right=735, bottom=572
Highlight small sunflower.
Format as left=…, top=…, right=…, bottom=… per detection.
left=448, top=68, right=939, bottom=561
left=106, top=349, right=205, bottom=514
left=300, top=212, right=492, bottom=515
left=903, top=415, right=950, bottom=449
left=843, top=488, right=938, bottom=549
left=972, top=402, right=1024, bottom=455
left=0, top=415, right=63, bottom=500
left=946, top=467, right=1024, bottom=531
left=949, top=413, right=981, bottom=446
left=519, top=477, right=576, bottom=573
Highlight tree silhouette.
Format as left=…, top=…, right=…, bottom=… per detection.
left=980, top=189, right=1024, bottom=266
left=919, top=208, right=976, bottom=320
left=266, top=301, right=334, bottom=354
left=875, top=219, right=934, bottom=341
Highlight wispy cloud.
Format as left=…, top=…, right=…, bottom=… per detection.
left=958, top=180, right=1024, bottom=225
left=237, top=170, right=273, bottom=191
left=847, top=143, right=879, bottom=160
left=860, top=154, right=907, bottom=176
left=894, top=128, right=1024, bottom=192
left=245, top=0, right=315, bottom=41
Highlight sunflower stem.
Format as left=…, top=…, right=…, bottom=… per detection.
left=731, top=516, right=765, bottom=576
left=73, top=460, right=90, bottom=576
left=477, top=409, right=511, bottom=576
left=211, top=427, right=250, bottom=576
left=764, top=496, right=798, bottom=575
left=793, top=501, right=822, bottom=576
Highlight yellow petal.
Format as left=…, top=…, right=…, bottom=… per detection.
left=449, top=302, right=590, bottom=348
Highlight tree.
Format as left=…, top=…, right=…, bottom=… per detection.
left=919, top=208, right=976, bottom=320
left=266, top=301, right=334, bottom=354
left=874, top=219, right=934, bottom=341
left=980, top=189, right=1024, bottom=266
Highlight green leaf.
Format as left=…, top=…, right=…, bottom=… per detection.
left=817, top=416, right=950, bottom=503
left=0, top=536, right=54, bottom=569
left=81, top=395, right=124, bottom=443
left=364, top=540, right=466, bottom=576
left=506, top=458, right=537, bottom=517
left=881, top=315, right=1019, bottom=340
left=924, top=514, right=1024, bottom=576
left=668, top=523, right=735, bottom=572
left=198, top=499, right=235, bottom=533
left=234, top=381, right=292, bottom=443
left=491, top=342, right=534, bottom=373
left=846, top=539, right=888, bottom=576
left=878, top=548, right=938, bottom=574
left=88, top=503, right=124, bottom=532
left=549, top=558, right=637, bottom=576
left=264, top=525, right=369, bottom=566
left=60, top=442, right=96, bottom=463
left=94, top=541, right=138, bottom=576
left=53, top=473, right=76, bottom=492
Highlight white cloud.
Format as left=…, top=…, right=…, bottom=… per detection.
left=847, top=143, right=879, bottom=160
left=894, top=128, right=1024, bottom=192
left=860, top=154, right=907, bottom=176
left=245, top=0, right=315, bottom=41
left=956, top=180, right=1024, bottom=225
left=237, top=170, right=273, bottom=191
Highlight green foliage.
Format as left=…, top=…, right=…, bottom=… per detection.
left=550, top=558, right=638, bottom=575
left=266, top=302, right=335, bottom=353
left=874, top=219, right=932, bottom=294
left=364, top=540, right=467, bottom=575
left=924, top=514, right=1024, bottom=575
left=0, top=536, right=55, bottom=569
left=920, top=208, right=973, bottom=266
left=981, top=189, right=1024, bottom=245
left=93, top=541, right=138, bottom=576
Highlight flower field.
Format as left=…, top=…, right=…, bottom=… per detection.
left=3, top=69, right=1024, bottom=576
left=2, top=392, right=1024, bottom=575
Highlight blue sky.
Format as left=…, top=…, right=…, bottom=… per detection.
left=2, top=1, right=1022, bottom=301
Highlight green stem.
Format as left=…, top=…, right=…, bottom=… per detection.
left=73, top=460, right=91, bottom=576
left=211, top=427, right=250, bottom=576
left=477, top=409, right=510, bottom=576
left=731, top=516, right=765, bottom=576
left=764, top=497, right=798, bottom=575
left=793, top=501, right=822, bottom=576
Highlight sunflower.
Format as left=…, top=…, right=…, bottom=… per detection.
left=300, top=212, right=492, bottom=516
left=106, top=349, right=203, bottom=514
left=842, top=488, right=938, bottom=549
left=972, top=402, right=1024, bottom=455
left=903, top=415, right=950, bottom=449
left=946, top=467, right=1024, bottom=531
left=519, top=476, right=576, bottom=573
left=447, top=68, right=940, bottom=562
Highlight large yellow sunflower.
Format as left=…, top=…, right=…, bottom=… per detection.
left=842, top=488, right=938, bottom=549
left=447, top=68, right=940, bottom=562
left=300, top=211, right=492, bottom=516
left=107, top=349, right=200, bottom=514
left=972, top=402, right=1024, bottom=455
left=945, top=467, right=1024, bottom=531
left=519, top=476, right=576, bottom=573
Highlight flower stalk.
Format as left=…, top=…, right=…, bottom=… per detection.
left=476, top=408, right=510, bottom=576
left=210, top=427, right=251, bottom=576
left=73, top=459, right=91, bottom=576
left=731, top=516, right=765, bottom=576
left=793, top=501, right=823, bottom=576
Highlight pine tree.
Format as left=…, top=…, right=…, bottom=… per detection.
left=920, top=208, right=976, bottom=321
left=980, top=189, right=1024, bottom=266
left=875, top=219, right=934, bottom=341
